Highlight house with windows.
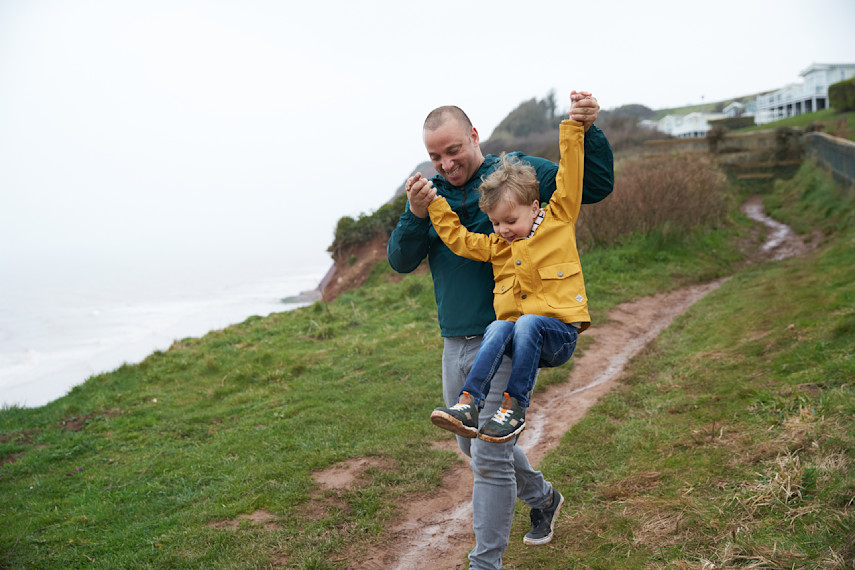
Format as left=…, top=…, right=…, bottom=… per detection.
left=651, top=111, right=726, bottom=138
left=754, top=63, right=855, bottom=124
left=723, top=101, right=745, bottom=117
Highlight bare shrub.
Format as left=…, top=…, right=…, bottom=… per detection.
left=598, top=116, right=672, bottom=152
left=577, top=152, right=732, bottom=249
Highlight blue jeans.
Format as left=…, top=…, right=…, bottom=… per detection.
left=443, top=336, right=556, bottom=570
left=462, top=315, right=578, bottom=409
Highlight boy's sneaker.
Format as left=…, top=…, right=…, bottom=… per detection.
left=523, top=489, right=564, bottom=545
left=477, top=392, right=526, bottom=443
left=430, top=391, right=479, bottom=438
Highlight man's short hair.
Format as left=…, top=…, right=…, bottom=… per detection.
left=479, top=153, right=539, bottom=213
left=424, top=105, right=473, bottom=132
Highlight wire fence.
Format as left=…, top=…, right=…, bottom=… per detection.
left=803, top=132, right=855, bottom=196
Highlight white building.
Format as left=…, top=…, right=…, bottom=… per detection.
left=723, top=101, right=745, bottom=117
left=654, top=112, right=726, bottom=138
left=755, top=63, right=855, bottom=124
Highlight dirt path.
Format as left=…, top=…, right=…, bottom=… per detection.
left=344, top=197, right=808, bottom=569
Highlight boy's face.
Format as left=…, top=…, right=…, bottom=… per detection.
left=487, top=199, right=540, bottom=244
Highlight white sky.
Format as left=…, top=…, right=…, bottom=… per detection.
left=1, top=0, right=854, bottom=280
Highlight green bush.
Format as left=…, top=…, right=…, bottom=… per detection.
left=328, top=193, right=408, bottom=257
left=709, top=116, right=755, bottom=130
left=829, top=78, right=855, bottom=112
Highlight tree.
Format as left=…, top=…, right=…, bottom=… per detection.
left=492, top=97, right=553, bottom=138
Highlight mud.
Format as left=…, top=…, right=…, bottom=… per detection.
left=741, top=195, right=809, bottom=261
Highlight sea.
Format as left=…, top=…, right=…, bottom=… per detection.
left=0, top=253, right=331, bottom=409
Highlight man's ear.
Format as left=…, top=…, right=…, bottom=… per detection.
left=470, top=127, right=480, bottom=146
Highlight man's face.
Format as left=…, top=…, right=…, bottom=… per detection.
left=423, top=119, right=484, bottom=188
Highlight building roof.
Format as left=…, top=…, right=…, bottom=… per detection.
left=799, top=62, right=855, bottom=77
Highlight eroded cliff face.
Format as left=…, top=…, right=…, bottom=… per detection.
left=321, top=234, right=390, bottom=302
left=320, top=162, right=435, bottom=302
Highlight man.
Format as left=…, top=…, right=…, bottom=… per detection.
left=387, top=92, right=613, bottom=569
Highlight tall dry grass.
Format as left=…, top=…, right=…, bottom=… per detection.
left=577, top=152, right=732, bottom=248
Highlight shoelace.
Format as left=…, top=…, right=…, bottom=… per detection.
left=450, top=402, right=470, bottom=411
left=492, top=407, right=513, bottom=425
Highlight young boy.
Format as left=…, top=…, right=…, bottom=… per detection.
left=425, top=118, right=590, bottom=443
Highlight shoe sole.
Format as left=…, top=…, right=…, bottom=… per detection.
left=523, top=492, right=564, bottom=546
left=430, top=410, right=478, bottom=438
left=477, top=422, right=526, bottom=443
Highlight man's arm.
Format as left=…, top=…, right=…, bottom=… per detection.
left=572, top=91, right=615, bottom=204
left=387, top=200, right=432, bottom=273
left=580, top=125, right=614, bottom=203
left=387, top=172, right=446, bottom=272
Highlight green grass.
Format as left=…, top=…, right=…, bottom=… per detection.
left=2, top=162, right=852, bottom=568
left=736, top=109, right=855, bottom=141
left=503, top=162, right=855, bottom=568
left=0, top=265, right=451, bottom=568
left=763, top=158, right=855, bottom=236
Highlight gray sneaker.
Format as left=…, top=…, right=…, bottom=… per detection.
left=430, top=391, right=479, bottom=438
left=524, top=489, right=564, bottom=545
left=477, top=392, right=526, bottom=443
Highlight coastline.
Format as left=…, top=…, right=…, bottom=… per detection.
left=1, top=265, right=331, bottom=409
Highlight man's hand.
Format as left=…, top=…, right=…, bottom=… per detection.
left=570, top=90, right=599, bottom=132
left=405, top=172, right=437, bottom=218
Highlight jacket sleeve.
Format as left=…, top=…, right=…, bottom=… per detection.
left=549, top=120, right=586, bottom=223
left=526, top=124, right=613, bottom=206
left=387, top=202, right=432, bottom=273
left=579, top=124, right=614, bottom=204
left=428, top=197, right=493, bottom=263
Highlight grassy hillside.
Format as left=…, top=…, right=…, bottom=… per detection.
left=737, top=109, right=855, bottom=141
left=505, top=160, right=855, bottom=568
left=2, top=153, right=853, bottom=567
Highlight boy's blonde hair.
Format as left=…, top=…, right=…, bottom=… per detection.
left=479, top=153, right=539, bottom=214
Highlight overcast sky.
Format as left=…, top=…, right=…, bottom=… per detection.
left=1, top=0, right=854, bottom=281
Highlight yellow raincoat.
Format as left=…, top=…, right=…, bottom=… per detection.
left=427, top=120, right=590, bottom=332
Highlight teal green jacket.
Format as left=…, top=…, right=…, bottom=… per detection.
left=387, top=125, right=614, bottom=337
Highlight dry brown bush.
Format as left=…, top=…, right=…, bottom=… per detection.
left=577, top=152, right=732, bottom=248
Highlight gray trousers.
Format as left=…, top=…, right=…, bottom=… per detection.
left=442, top=336, right=554, bottom=570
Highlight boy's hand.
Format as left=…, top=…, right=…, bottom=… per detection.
left=405, top=173, right=437, bottom=218
left=570, top=90, right=599, bottom=131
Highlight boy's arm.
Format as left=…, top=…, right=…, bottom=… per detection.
left=548, top=120, right=586, bottom=223
left=428, top=197, right=493, bottom=263
left=523, top=125, right=613, bottom=207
